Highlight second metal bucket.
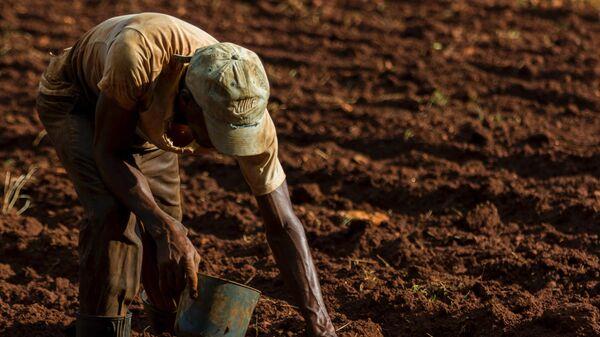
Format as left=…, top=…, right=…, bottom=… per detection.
left=175, top=273, right=261, bottom=337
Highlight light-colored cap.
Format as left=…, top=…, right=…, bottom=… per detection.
left=184, top=42, right=272, bottom=156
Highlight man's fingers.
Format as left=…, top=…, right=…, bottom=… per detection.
left=184, top=256, right=199, bottom=298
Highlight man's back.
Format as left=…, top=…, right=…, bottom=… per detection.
left=48, top=13, right=218, bottom=109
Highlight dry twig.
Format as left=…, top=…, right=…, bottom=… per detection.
left=336, top=321, right=352, bottom=332
left=2, top=166, right=37, bottom=215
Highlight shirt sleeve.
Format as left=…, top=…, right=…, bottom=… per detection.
left=235, top=134, right=286, bottom=196
left=97, top=29, right=156, bottom=110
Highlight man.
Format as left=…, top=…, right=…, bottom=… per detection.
left=37, top=12, right=337, bottom=337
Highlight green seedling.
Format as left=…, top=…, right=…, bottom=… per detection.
left=411, top=284, right=428, bottom=296
left=429, top=90, right=448, bottom=107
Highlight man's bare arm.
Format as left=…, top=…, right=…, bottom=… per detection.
left=255, top=181, right=337, bottom=336
left=93, top=93, right=199, bottom=298
left=92, top=93, right=170, bottom=235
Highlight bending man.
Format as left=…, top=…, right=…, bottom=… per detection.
left=37, top=12, right=336, bottom=337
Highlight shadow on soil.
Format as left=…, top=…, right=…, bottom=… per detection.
left=281, top=131, right=599, bottom=179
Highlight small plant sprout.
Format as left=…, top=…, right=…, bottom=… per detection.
left=429, top=90, right=448, bottom=107
left=411, top=284, right=428, bottom=296
left=2, top=166, right=37, bottom=215
left=508, top=30, right=520, bottom=39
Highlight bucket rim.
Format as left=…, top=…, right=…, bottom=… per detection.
left=199, top=273, right=261, bottom=294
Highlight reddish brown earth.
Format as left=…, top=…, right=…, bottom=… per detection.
left=1, top=1, right=599, bottom=336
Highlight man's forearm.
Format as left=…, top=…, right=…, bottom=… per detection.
left=256, top=182, right=336, bottom=336
left=93, top=151, right=172, bottom=237
left=92, top=92, right=172, bottom=236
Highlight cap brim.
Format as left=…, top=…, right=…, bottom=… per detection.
left=203, top=109, right=275, bottom=156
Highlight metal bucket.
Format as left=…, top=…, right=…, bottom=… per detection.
left=175, top=273, right=261, bottom=337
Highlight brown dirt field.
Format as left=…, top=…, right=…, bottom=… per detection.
left=1, top=1, right=599, bottom=336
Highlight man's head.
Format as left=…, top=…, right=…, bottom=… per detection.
left=176, top=42, right=273, bottom=156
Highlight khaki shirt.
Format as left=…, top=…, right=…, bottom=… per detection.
left=39, top=13, right=285, bottom=195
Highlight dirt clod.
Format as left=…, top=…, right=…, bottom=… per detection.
left=464, top=201, right=501, bottom=232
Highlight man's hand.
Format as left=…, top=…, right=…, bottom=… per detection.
left=153, top=218, right=201, bottom=299
left=93, top=93, right=201, bottom=301
left=256, top=181, right=338, bottom=337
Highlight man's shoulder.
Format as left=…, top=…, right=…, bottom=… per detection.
left=118, top=12, right=214, bottom=44
left=85, top=12, right=217, bottom=63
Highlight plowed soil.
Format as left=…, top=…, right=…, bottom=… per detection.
left=1, top=1, right=599, bottom=336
